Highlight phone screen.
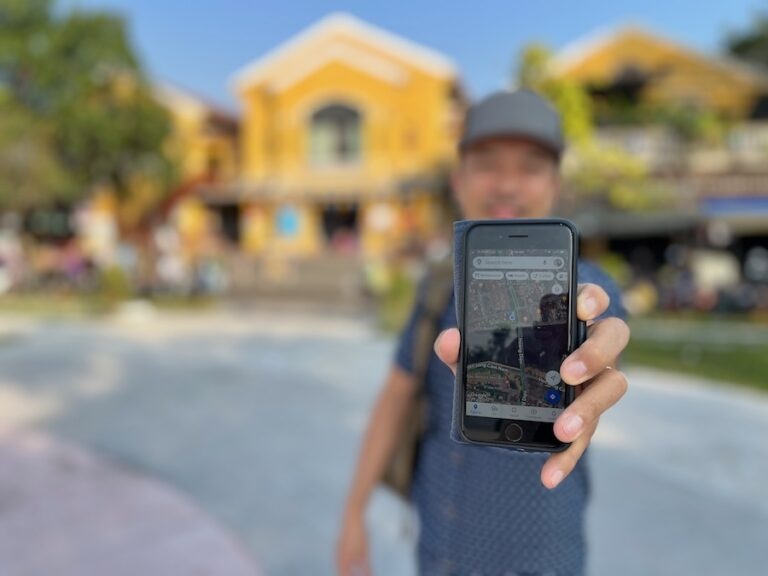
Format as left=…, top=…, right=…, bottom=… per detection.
left=464, top=230, right=572, bottom=425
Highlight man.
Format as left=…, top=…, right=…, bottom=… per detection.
left=337, top=89, right=630, bottom=575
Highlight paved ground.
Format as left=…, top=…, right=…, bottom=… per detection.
left=0, top=431, right=260, bottom=576
left=0, top=307, right=766, bottom=576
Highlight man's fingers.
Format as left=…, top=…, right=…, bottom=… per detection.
left=541, top=418, right=599, bottom=489
left=560, top=317, right=630, bottom=385
left=577, top=283, right=609, bottom=322
left=541, top=283, right=630, bottom=489
left=336, top=520, right=371, bottom=576
left=434, top=328, right=460, bottom=376
left=554, top=367, right=628, bottom=443
left=540, top=368, right=629, bottom=488
left=339, top=559, right=371, bottom=576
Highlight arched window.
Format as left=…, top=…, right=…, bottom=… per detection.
left=309, top=103, right=362, bottom=165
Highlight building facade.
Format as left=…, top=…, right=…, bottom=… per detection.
left=550, top=25, right=768, bottom=288
left=204, top=13, right=464, bottom=260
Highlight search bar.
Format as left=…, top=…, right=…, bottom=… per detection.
left=473, top=256, right=565, bottom=270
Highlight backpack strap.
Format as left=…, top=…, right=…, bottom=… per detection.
left=412, top=257, right=454, bottom=394
left=379, top=256, right=454, bottom=500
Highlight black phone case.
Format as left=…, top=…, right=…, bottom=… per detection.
left=451, top=219, right=586, bottom=453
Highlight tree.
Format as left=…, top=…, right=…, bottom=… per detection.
left=516, top=44, right=593, bottom=144
left=0, top=94, right=73, bottom=209
left=725, top=10, right=768, bottom=66
left=46, top=11, right=174, bottom=208
left=0, top=0, right=174, bottom=232
left=0, top=1, right=66, bottom=210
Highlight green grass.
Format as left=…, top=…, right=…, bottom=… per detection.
left=374, top=271, right=418, bottom=334
left=638, top=309, right=768, bottom=326
left=0, top=293, right=217, bottom=318
left=147, top=295, right=216, bottom=312
left=625, top=322, right=768, bottom=393
left=0, top=293, right=97, bottom=317
left=372, top=293, right=768, bottom=393
left=370, top=272, right=768, bottom=393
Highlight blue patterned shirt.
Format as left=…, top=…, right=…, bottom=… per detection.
left=394, top=261, right=626, bottom=576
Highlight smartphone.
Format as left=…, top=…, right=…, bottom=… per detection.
left=457, top=219, right=583, bottom=452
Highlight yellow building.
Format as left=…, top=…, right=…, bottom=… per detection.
left=155, top=84, right=240, bottom=183
left=200, top=13, right=464, bottom=259
left=152, top=84, right=240, bottom=257
left=79, top=84, right=242, bottom=268
left=551, top=24, right=768, bottom=119
left=550, top=25, right=768, bottom=265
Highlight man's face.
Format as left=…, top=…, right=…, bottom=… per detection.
left=452, top=137, right=561, bottom=220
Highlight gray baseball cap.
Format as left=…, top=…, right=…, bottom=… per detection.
left=458, top=89, right=565, bottom=158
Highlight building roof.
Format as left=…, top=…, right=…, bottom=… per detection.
left=154, top=82, right=239, bottom=125
left=231, top=12, right=457, bottom=93
left=551, top=23, right=768, bottom=90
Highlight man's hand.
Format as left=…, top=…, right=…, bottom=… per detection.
left=336, top=509, right=371, bottom=576
left=433, top=283, right=630, bottom=489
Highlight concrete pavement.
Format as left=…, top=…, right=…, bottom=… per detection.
left=0, top=308, right=765, bottom=575
left=0, top=431, right=260, bottom=576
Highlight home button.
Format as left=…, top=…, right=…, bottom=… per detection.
left=504, top=423, right=523, bottom=442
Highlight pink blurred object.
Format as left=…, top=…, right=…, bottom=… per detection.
left=0, top=432, right=262, bottom=576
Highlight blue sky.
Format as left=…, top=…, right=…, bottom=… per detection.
left=61, top=0, right=768, bottom=112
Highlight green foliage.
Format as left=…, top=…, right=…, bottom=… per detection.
left=0, top=1, right=54, bottom=107
left=0, top=0, right=173, bottom=213
left=724, top=10, right=768, bottom=66
left=655, top=105, right=729, bottom=144
left=0, top=94, right=74, bottom=209
left=517, top=44, right=551, bottom=91
left=595, top=251, right=633, bottom=287
left=95, top=264, right=133, bottom=306
left=595, top=100, right=730, bottom=144
left=563, top=141, right=645, bottom=193
left=515, top=44, right=677, bottom=212
left=517, top=44, right=593, bottom=144
left=562, top=141, right=678, bottom=212
left=372, top=264, right=417, bottom=333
